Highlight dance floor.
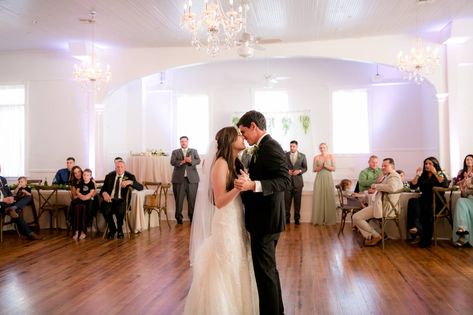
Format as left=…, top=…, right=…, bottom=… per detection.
left=1, top=223, right=473, bottom=315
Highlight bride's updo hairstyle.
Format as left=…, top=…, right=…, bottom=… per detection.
left=215, top=126, right=239, bottom=189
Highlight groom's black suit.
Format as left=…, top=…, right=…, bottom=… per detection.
left=241, top=134, right=291, bottom=315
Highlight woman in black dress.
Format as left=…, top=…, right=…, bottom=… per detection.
left=407, top=156, right=449, bottom=247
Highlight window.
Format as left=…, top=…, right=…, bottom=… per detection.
left=332, top=89, right=369, bottom=154
left=176, top=94, right=209, bottom=154
left=0, top=85, right=25, bottom=176
left=254, top=90, right=289, bottom=112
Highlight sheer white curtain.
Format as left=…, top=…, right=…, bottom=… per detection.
left=0, top=85, right=25, bottom=176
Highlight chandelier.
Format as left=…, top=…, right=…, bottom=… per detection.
left=397, top=37, right=440, bottom=84
left=180, top=0, right=247, bottom=57
left=397, top=0, right=440, bottom=84
left=73, top=11, right=111, bottom=90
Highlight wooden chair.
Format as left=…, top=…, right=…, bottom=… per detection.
left=158, top=184, right=172, bottom=230
left=143, top=182, right=162, bottom=230
left=380, top=190, right=404, bottom=249
left=36, top=186, right=69, bottom=231
left=336, top=184, right=363, bottom=236
left=102, top=187, right=133, bottom=239
left=0, top=212, right=21, bottom=242
left=432, top=186, right=456, bottom=246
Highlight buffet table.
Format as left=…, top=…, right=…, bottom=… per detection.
left=127, top=155, right=173, bottom=184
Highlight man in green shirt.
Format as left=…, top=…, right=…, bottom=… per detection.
left=358, top=155, right=382, bottom=192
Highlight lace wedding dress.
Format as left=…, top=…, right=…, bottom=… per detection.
left=183, top=196, right=259, bottom=315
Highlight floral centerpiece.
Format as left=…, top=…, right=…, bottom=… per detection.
left=150, top=149, right=168, bottom=156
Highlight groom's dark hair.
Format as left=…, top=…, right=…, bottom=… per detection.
left=237, top=110, right=266, bottom=130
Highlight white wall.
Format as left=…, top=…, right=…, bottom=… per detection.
left=103, top=57, right=439, bottom=184
left=1, top=33, right=468, bottom=183
left=0, top=52, right=89, bottom=182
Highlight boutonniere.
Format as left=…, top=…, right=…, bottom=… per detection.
left=123, top=176, right=129, bottom=181
left=245, top=145, right=259, bottom=158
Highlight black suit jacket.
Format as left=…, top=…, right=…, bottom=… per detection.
left=241, top=135, right=291, bottom=237
left=100, top=171, right=143, bottom=200
left=0, top=176, right=13, bottom=210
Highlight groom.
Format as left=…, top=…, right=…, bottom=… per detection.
left=235, top=110, right=291, bottom=315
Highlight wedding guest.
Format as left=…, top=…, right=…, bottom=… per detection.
left=452, top=176, right=473, bottom=247
left=13, top=176, right=32, bottom=200
left=451, top=154, right=473, bottom=247
left=68, top=166, right=83, bottom=228
left=69, top=166, right=83, bottom=188
left=100, top=160, right=143, bottom=239
left=454, top=154, right=473, bottom=185
left=71, top=169, right=96, bottom=240
left=311, top=143, right=336, bottom=225
left=352, top=158, right=403, bottom=246
left=0, top=165, right=40, bottom=240
left=170, top=136, right=201, bottom=224
left=53, top=157, right=75, bottom=185
left=407, top=157, right=449, bottom=248
left=285, top=140, right=307, bottom=225
left=339, top=179, right=366, bottom=208
left=396, top=170, right=411, bottom=191
left=358, top=155, right=382, bottom=192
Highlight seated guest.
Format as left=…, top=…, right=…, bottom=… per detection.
left=100, top=160, right=143, bottom=239
left=0, top=165, right=40, bottom=240
left=71, top=169, right=96, bottom=240
left=396, top=170, right=411, bottom=191
left=407, top=157, right=449, bottom=248
left=53, top=157, right=75, bottom=185
left=13, top=176, right=32, bottom=200
left=452, top=154, right=473, bottom=247
left=452, top=177, right=473, bottom=247
left=454, top=154, right=473, bottom=186
left=358, top=155, right=383, bottom=192
left=68, top=166, right=83, bottom=226
left=339, top=179, right=366, bottom=208
left=69, top=166, right=83, bottom=188
left=352, top=158, right=403, bottom=246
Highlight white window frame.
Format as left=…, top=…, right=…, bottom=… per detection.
left=332, top=89, right=370, bottom=154
left=0, top=84, right=25, bottom=176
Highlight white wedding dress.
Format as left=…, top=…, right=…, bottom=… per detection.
left=183, top=196, right=259, bottom=315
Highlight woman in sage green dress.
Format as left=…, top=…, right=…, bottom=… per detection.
left=312, top=143, right=336, bottom=225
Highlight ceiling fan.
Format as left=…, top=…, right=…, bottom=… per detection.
left=263, top=58, right=290, bottom=86
left=236, top=32, right=281, bottom=58
left=79, top=10, right=97, bottom=24
left=264, top=73, right=290, bottom=85
left=235, top=1, right=281, bottom=58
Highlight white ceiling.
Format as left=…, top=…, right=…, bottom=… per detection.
left=0, top=0, right=472, bottom=52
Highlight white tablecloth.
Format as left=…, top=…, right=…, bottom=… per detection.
left=128, top=189, right=160, bottom=233
left=127, top=155, right=172, bottom=184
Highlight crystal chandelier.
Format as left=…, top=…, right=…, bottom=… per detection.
left=397, top=1, right=440, bottom=84
left=397, top=37, right=440, bottom=84
left=73, top=11, right=111, bottom=90
left=180, top=0, right=247, bottom=57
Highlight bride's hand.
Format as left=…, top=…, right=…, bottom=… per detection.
left=238, top=169, right=250, bottom=180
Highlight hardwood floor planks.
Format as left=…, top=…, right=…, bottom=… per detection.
left=1, top=223, right=473, bottom=315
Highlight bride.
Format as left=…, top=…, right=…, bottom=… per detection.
left=183, top=126, right=259, bottom=315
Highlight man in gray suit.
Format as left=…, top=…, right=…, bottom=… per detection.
left=285, top=140, right=307, bottom=225
left=170, top=136, right=200, bottom=224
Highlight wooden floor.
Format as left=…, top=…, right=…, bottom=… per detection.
left=1, top=223, right=473, bottom=315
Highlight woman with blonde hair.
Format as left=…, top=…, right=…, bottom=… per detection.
left=311, top=143, right=336, bottom=225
